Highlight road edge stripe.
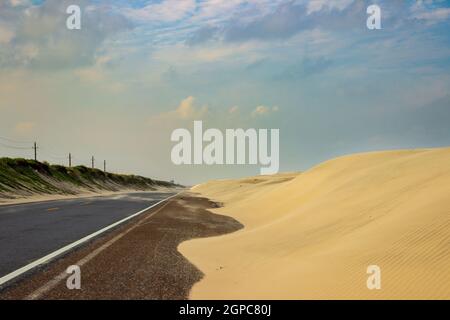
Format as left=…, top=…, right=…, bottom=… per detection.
left=0, top=192, right=182, bottom=288
left=25, top=195, right=176, bottom=300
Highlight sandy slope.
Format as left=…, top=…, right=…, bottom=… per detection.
left=179, top=148, right=450, bottom=299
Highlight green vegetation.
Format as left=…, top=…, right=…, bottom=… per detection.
left=0, top=158, right=177, bottom=199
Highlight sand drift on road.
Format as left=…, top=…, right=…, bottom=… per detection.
left=180, top=147, right=450, bottom=299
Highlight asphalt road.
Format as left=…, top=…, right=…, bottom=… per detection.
left=0, top=193, right=243, bottom=300
left=0, top=192, right=177, bottom=279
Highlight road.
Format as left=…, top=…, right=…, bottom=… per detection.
left=0, top=191, right=177, bottom=281
left=0, top=193, right=242, bottom=299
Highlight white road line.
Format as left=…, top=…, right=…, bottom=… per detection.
left=25, top=198, right=176, bottom=300
left=0, top=192, right=182, bottom=288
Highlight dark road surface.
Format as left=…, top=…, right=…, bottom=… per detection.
left=0, top=192, right=177, bottom=280
left=0, top=194, right=243, bottom=300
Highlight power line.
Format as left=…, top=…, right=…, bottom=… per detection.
left=44, top=154, right=68, bottom=160
left=0, top=136, right=33, bottom=144
left=39, top=146, right=67, bottom=158
left=0, top=134, right=109, bottom=171
left=40, top=150, right=68, bottom=160
left=0, top=141, right=32, bottom=150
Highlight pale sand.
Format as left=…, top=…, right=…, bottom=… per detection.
left=179, top=148, right=450, bottom=299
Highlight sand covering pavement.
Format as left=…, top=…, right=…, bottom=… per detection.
left=180, top=148, right=450, bottom=299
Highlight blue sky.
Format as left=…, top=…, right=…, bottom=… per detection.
left=1, top=0, right=450, bottom=184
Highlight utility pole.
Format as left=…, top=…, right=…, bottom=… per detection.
left=69, top=153, right=72, bottom=167
left=103, top=160, right=106, bottom=173
left=33, top=142, right=37, bottom=161
left=91, top=156, right=95, bottom=169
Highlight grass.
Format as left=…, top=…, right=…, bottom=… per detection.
left=0, top=157, right=178, bottom=198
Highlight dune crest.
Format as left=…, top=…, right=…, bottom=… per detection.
left=179, top=148, right=450, bottom=299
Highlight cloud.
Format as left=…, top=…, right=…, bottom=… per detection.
left=149, top=96, right=209, bottom=124
left=125, top=0, right=196, bottom=23
left=14, top=121, right=35, bottom=135
left=0, top=0, right=131, bottom=70
left=152, top=41, right=261, bottom=65
left=150, top=99, right=280, bottom=128
left=72, top=54, right=126, bottom=93
left=306, top=0, right=355, bottom=14
left=251, top=105, right=279, bottom=117
left=222, top=2, right=309, bottom=42
left=195, top=0, right=245, bottom=20
left=174, top=96, right=208, bottom=119
left=413, top=7, right=450, bottom=24
left=212, top=1, right=365, bottom=43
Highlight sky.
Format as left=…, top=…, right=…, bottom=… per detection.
left=0, top=0, right=450, bottom=185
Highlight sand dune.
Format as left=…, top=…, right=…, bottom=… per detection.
left=179, top=148, right=450, bottom=299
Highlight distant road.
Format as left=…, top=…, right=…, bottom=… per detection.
left=0, top=192, right=177, bottom=280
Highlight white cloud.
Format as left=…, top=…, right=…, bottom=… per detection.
left=306, top=0, right=355, bottom=15
left=251, top=105, right=279, bottom=117
left=195, top=0, right=244, bottom=20
left=0, top=0, right=130, bottom=69
left=414, top=7, right=450, bottom=23
left=125, top=0, right=196, bottom=23
left=175, top=96, right=208, bottom=119
left=150, top=96, right=209, bottom=124
left=410, top=0, right=450, bottom=24
left=153, top=42, right=262, bottom=66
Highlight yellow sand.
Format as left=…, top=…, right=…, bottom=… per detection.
left=179, top=148, right=450, bottom=299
